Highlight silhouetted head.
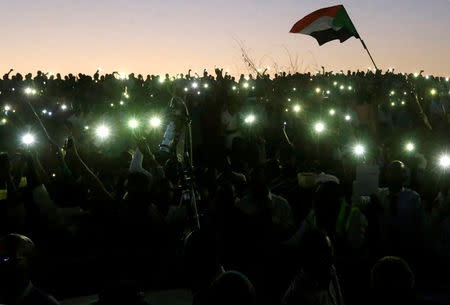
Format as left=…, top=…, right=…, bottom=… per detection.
left=208, top=271, right=256, bottom=305
left=386, top=161, right=407, bottom=190
left=0, top=234, right=35, bottom=297
left=371, top=256, right=414, bottom=305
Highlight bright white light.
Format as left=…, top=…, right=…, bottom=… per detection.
left=204, top=83, right=209, bottom=88
left=61, top=104, right=67, bottom=110
left=314, top=122, right=325, bottom=133
left=405, top=142, right=415, bottom=152
left=22, top=133, right=35, bottom=145
left=293, top=105, right=301, bottom=113
left=315, top=87, right=321, bottom=94
left=414, top=73, right=419, bottom=78
left=159, top=77, right=165, bottom=83
left=110, top=103, right=114, bottom=107
left=1, top=118, right=6, bottom=124
left=345, top=115, right=351, bottom=121
left=128, top=119, right=139, bottom=129
left=425, top=75, right=429, bottom=79
left=348, top=86, right=352, bottom=90
left=329, top=109, right=335, bottom=116
left=48, top=111, right=52, bottom=116
left=326, top=90, right=331, bottom=94
left=243, top=82, right=249, bottom=88
left=293, top=87, right=296, bottom=91
left=439, top=154, right=450, bottom=169
left=24, top=87, right=33, bottom=95
left=232, top=86, right=237, bottom=91
left=149, top=116, right=161, bottom=128
left=84, top=126, right=89, bottom=130
left=119, top=73, right=127, bottom=80
left=390, top=90, right=395, bottom=96
left=333, top=82, right=338, bottom=86
left=353, top=144, right=365, bottom=156
left=340, top=85, right=345, bottom=90
left=95, top=125, right=110, bottom=139
left=401, top=101, right=405, bottom=105
left=431, top=89, right=437, bottom=95
left=120, top=101, right=124, bottom=105
left=192, top=82, right=198, bottom=89
left=184, top=87, right=188, bottom=92
left=244, top=114, right=255, bottom=124
left=4, top=105, right=11, bottom=111
left=42, top=109, right=47, bottom=114
left=391, top=102, right=396, bottom=107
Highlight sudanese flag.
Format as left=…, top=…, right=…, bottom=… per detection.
left=290, top=5, right=360, bottom=46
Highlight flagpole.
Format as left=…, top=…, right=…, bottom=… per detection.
left=359, top=39, right=378, bottom=71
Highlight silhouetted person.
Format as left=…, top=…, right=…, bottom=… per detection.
left=0, top=234, right=59, bottom=305
left=370, top=256, right=415, bottom=305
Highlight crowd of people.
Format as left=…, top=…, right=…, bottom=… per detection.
left=0, top=67, right=449, bottom=305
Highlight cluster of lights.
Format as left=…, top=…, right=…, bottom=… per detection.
left=41, top=109, right=52, bottom=116
left=24, top=88, right=37, bottom=95
left=6, top=70, right=450, bottom=172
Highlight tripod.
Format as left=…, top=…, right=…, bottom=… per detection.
left=162, top=96, right=201, bottom=230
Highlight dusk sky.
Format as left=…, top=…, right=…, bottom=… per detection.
left=1, top=0, right=449, bottom=76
